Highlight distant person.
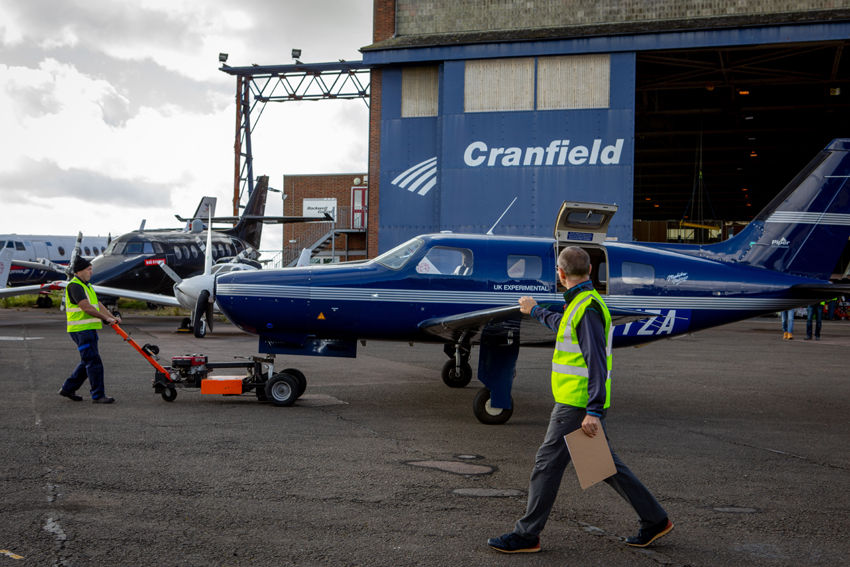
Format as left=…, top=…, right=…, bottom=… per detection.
left=487, top=246, right=672, bottom=554
left=59, top=257, right=120, bottom=403
left=805, top=301, right=824, bottom=340
left=780, top=309, right=795, bottom=340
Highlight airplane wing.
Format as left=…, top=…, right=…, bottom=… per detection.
left=92, top=284, right=180, bottom=307
left=418, top=304, right=651, bottom=345
left=0, top=281, right=66, bottom=298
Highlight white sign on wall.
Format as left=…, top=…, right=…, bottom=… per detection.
left=303, top=198, right=337, bottom=220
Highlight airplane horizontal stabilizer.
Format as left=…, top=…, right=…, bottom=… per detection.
left=790, top=282, right=850, bottom=299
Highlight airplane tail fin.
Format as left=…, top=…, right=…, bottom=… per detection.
left=225, top=176, right=269, bottom=249
left=707, top=139, right=850, bottom=280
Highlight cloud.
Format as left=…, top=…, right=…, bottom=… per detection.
left=0, top=158, right=175, bottom=207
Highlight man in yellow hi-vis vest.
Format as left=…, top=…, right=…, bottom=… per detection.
left=488, top=247, right=672, bottom=554
left=59, top=257, right=121, bottom=403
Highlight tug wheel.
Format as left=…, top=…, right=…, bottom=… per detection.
left=282, top=368, right=307, bottom=399
left=161, top=387, right=177, bottom=402
left=266, top=373, right=299, bottom=407
left=473, top=388, right=513, bottom=425
left=441, top=359, right=472, bottom=388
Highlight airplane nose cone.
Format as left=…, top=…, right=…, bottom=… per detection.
left=215, top=268, right=308, bottom=335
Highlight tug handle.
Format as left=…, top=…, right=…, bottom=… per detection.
left=111, top=324, right=172, bottom=377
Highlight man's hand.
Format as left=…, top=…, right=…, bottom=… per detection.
left=581, top=414, right=601, bottom=437
left=518, top=296, right=538, bottom=314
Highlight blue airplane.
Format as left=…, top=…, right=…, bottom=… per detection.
left=214, top=139, right=850, bottom=423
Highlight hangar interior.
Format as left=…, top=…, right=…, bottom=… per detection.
left=634, top=40, right=850, bottom=231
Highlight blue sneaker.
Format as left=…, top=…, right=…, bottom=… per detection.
left=487, top=532, right=540, bottom=553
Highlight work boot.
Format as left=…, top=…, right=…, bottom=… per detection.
left=625, top=519, right=674, bottom=547
left=782, top=332, right=789, bottom=340
left=58, top=389, right=83, bottom=402
left=487, top=532, right=541, bottom=554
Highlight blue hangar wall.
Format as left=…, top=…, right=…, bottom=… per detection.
left=377, top=54, right=636, bottom=251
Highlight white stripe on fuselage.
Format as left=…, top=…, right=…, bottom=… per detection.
left=766, top=211, right=850, bottom=225
left=216, top=283, right=805, bottom=311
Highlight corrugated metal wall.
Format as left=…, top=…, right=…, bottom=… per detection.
left=537, top=54, right=610, bottom=110
left=464, top=58, right=535, bottom=112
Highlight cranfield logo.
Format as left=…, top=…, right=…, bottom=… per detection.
left=771, top=237, right=790, bottom=247
left=391, top=138, right=626, bottom=196
left=465, top=138, right=624, bottom=168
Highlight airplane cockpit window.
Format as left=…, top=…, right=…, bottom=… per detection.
left=621, top=261, right=655, bottom=285
left=124, top=241, right=155, bottom=255
left=416, top=246, right=473, bottom=276
left=374, top=237, right=424, bottom=269
left=507, top=255, right=543, bottom=279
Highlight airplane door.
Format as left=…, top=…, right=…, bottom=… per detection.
left=351, top=187, right=367, bottom=230
left=554, top=201, right=617, bottom=294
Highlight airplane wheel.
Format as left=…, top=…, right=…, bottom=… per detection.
left=161, top=387, right=177, bottom=402
left=265, top=372, right=299, bottom=407
left=36, top=295, right=53, bottom=308
left=473, top=388, right=513, bottom=425
left=193, top=291, right=210, bottom=338
left=282, top=368, right=307, bottom=398
left=441, top=359, right=472, bottom=388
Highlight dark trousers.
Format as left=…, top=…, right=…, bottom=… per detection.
left=62, top=329, right=106, bottom=399
left=515, top=403, right=667, bottom=537
left=806, top=305, right=823, bottom=338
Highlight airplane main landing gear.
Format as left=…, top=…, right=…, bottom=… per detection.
left=473, top=388, right=513, bottom=425
left=442, top=342, right=472, bottom=388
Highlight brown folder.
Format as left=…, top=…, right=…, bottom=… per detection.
left=564, top=428, right=617, bottom=490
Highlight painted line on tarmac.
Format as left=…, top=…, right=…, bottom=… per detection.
left=0, top=549, right=24, bottom=560
left=0, top=336, right=43, bottom=341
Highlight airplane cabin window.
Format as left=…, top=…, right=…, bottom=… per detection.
left=58, top=246, right=66, bottom=256
left=507, top=255, right=543, bottom=279
left=374, top=237, right=424, bottom=269
left=174, top=246, right=183, bottom=260
left=84, top=247, right=91, bottom=255
left=416, top=246, right=473, bottom=276
left=621, top=261, right=655, bottom=285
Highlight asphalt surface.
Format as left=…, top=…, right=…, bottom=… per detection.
left=1, top=307, right=848, bottom=567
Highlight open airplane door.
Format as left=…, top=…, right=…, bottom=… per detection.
left=554, top=201, right=617, bottom=294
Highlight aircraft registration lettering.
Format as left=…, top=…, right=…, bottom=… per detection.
left=614, top=309, right=689, bottom=337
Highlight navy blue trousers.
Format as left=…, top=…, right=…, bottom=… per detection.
left=515, top=403, right=667, bottom=538
left=61, top=329, right=106, bottom=400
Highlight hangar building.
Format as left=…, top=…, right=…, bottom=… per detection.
left=360, top=0, right=850, bottom=260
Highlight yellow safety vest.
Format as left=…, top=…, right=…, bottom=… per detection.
left=65, top=276, right=103, bottom=332
left=551, top=288, right=613, bottom=409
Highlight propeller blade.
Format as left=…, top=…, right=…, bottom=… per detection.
left=159, top=262, right=182, bottom=284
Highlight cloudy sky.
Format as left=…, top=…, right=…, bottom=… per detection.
left=0, top=0, right=372, bottom=258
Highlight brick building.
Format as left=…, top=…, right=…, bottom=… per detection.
left=279, top=173, right=368, bottom=265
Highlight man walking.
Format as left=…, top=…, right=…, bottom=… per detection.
left=59, top=256, right=120, bottom=403
left=487, top=246, right=672, bottom=553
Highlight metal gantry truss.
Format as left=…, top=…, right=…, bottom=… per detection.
left=219, top=61, right=371, bottom=214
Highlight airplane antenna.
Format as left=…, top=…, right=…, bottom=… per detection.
left=486, top=197, right=518, bottom=235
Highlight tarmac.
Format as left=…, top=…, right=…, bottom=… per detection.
left=0, top=307, right=848, bottom=567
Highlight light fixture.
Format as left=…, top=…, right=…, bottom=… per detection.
left=218, top=52, right=228, bottom=63
left=830, top=87, right=841, bottom=96
left=291, top=48, right=302, bottom=59
left=750, top=151, right=758, bottom=157
left=738, top=89, right=750, bottom=96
